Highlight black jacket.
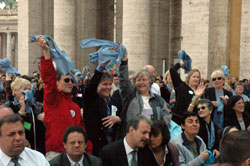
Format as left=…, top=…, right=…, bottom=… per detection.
left=204, top=87, right=232, bottom=122
left=84, top=70, right=121, bottom=155
left=99, top=139, right=152, bottom=166
left=198, top=118, right=220, bottom=150
left=224, top=111, right=250, bottom=130
left=170, top=63, right=195, bottom=124
left=49, top=152, right=102, bottom=166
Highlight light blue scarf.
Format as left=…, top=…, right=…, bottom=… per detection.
left=213, top=99, right=224, bottom=128
left=13, top=89, right=40, bottom=115
left=206, top=120, right=215, bottom=149
left=0, top=58, right=20, bottom=75
left=221, top=65, right=230, bottom=78
left=73, top=69, right=85, bottom=80
left=80, top=38, right=126, bottom=70
left=30, top=35, right=78, bottom=84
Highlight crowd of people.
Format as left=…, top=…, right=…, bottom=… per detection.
left=0, top=36, right=249, bottom=166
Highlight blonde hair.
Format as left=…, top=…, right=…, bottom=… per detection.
left=11, top=77, right=32, bottom=95
left=211, top=70, right=225, bottom=80
left=185, top=69, right=201, bottom=85
left=163, top=70, right=170, bottom=84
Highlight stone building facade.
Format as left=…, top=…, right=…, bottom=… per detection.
left=1, top=0, right=250, bottom=80
left=0, top=8, right=18, bottom=68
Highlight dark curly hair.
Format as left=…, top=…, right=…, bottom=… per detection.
left=151, top=120, right=170, bottom=147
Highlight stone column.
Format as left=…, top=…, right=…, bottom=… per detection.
left=18, top=0, right=43, bottom=75
left=169, top=0, right=182, bottom=68
left=98, top=0, right=114, bottom=40
left=6, top=32, right=11, bottom=60
left=181, top=0, right=230, bottom=79
left=240, top=0, right=250, bottom=79
left=208, top=0, right=231, bottom=78
left=1, top=33, right=6, bottom=58
left=122, top=0, right=151, bottom=72
left=43, top=0, right=54, bottom=37
left=115, top=0, right=123, bottom=43
left=181, top=0, right=210, bottom=79
left=75, top=0, right=99, bottom=70
left=150, top=0, right=170, bottom=75
left=11, top=33, right=17, bottom=67
left=54, top=0, right=76, bottom=64
left=0, top=34, right=2, bottom=59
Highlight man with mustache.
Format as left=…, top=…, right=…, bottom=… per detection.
left=49, top=126, right=102, bottom=166
left=99, top=115, right=152, bottom=166
left=171, top=112, right=210, bottom=166
left=0, top=114, right=49, bottom=166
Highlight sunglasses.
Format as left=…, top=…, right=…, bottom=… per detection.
left=64, top=78, right=74, bottom=83
left=197, top=106, right=206, bottom=111
left=212, top=77, right=222, bottom=81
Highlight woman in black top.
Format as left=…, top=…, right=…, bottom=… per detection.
left=84, top=63, right=121, bottom=155
left=170, top=63, right=205, bottom=125
left=224, top=95, right=250, bottom=131
left=197, top=99, right=220, bottom=158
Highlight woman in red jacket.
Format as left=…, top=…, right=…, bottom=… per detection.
left=37, top=36, right=91, bottom=160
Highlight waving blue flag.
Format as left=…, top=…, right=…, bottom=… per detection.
left=30, top=35, right=78, bottom=84
left=0, top=58, right=20, bottom=75
left=80, top=38, right=126, bottom=70
left=178, top=50, right=192, bottom=74
left=221, top=65, right=230, bottom=78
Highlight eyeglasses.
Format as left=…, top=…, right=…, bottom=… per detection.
left=212, top=77, right=222, bottom=81
left=197, top=106, right=206, bottom=111
left=64, top=78, right=74, bottom=83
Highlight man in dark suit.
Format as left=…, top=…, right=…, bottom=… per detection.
left=99, top=115, right=152, bottom=166
left=49, top=126, right=102, bottom=166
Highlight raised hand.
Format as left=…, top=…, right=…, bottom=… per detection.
left=194, top=84, right=205, bottom=97
left=36, top=36, right=50, bottom=59
left=36, top=36, right=49, bottom=51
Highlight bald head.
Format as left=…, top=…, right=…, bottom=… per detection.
left=143, top=65, right=156, bottom=77
left=0, top=107, right=14, bottom=119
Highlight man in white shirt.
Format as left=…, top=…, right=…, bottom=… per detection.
left=143, top=65, right=161, bottom=96
left=0, top=114, right=49, bottom=166
left=99, top=115, right=152, bottom=166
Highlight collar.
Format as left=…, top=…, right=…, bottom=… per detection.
left=66, top=154, right=84, bottom=166
left=0, top=147, right=27, bottom=166
left=124, top=137, right=137, bottom=156
left=181, top=133, right=202, bottom=149
left=148, top=90, right=156, bottom=98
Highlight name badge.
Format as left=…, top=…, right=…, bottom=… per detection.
left=142, top=108, right=153, bottom=116
left=70, top=110, right=75, bottom=117
left=188, top=90, right=194, bottom=95
left=111, top=105, right=117, bottom=116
